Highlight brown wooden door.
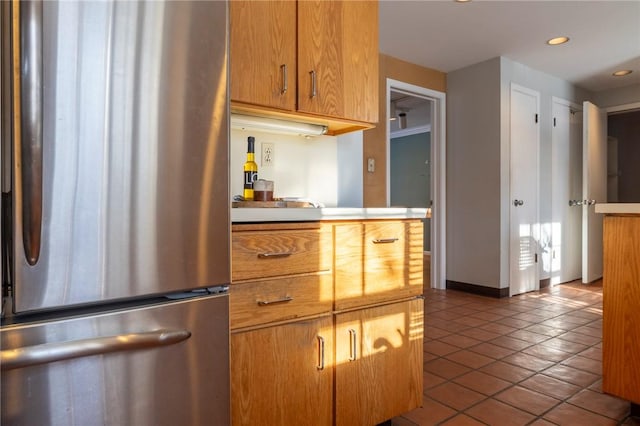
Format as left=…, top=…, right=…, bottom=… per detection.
left=334, top=298, right=423, bottom=426
left=229, top=0, right=296, bottom=111
left=334, top=220, right=423, bottom=310
left=297, top=1, right=378, bottom=123
left=230, top=316, right=334, bottom=426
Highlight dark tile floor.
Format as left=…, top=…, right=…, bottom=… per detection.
left=392, top=280, right=640, bottom=426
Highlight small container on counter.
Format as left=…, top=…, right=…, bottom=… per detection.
left=253, top=179, right=274, bottom=201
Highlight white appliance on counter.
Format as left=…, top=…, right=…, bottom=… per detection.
left=1, top=1, right=230, bottom=425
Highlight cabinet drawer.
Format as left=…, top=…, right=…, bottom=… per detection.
left=232, top=227, right=332, bottom=281
left=230, top=273, right=333, bottom=330
left=334, top=220, right=423, bottom=310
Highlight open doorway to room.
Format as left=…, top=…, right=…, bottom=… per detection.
left=386, top=79, right=446, bottom=290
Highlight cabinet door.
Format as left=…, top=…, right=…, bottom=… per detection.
left=231, top=316, right=334, bottom=426
left=334, top=220, right=423, bottom=310
left=230, top=0, right=296, bottom=110
left=335, top=299, right=423, bottom=426
left=297, top=1, right=379, bottom=123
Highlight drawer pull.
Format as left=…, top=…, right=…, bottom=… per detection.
left=372, top=238, right=398, bottom=244
left=257, top=252, right=293, bottom=259
left=317, top=336, right=325, bottom=370
left=348, top=329, right=357, bottom=361
left=257, top=296, right=293, bottom=306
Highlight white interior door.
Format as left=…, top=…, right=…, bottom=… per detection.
left=551, top=99, right=583, bottom=285
left=510, top=84, right=540, bottom=296
left=582, top=101, right=607, bottom=283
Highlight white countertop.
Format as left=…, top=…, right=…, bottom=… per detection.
left=231, top=207, right=429, bottom=222
left=595, top=203, right=640, bottom=214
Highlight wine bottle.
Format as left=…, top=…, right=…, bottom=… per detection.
left=243, top=136, right=258, bottom=200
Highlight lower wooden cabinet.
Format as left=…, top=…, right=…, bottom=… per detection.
left=602, top=215, right=640, bottom=404
left=230, top=316, right=334, bottom=426
left=334, top=298, right=424, bottom=426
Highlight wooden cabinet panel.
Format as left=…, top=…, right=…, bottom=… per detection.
left=229, top=0, right=296, bottom=110
left=602, top=215, right=640, bottom=404
left=230, top=272, right=333, bottom=330
left=231, top=316, right=334, bottom=426
left=334, top=220, right=423, bottom=310
left=334, top=299, right=423, bottom=426
left=297, top=0, right=378, bottom=123
left=232, top=225, right=332, bottom=281
left=230, top=0, right=378, bottom=129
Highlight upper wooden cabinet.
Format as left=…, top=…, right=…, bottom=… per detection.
left=229, top=0, right=296, bottom=111
left=230, top=0, right=379, bottom=133
left=296, top=1, right=379, bottom=123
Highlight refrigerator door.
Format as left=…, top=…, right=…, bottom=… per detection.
left=1, top=294, right=230, bottom=426
left=11, top=0, right=229, bottom=313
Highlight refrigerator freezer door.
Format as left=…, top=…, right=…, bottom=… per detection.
left=1, top=294, right=230, bottom=426
left=11, top=0, right=229, bottom=313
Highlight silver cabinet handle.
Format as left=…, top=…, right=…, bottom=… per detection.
left=20, top=0, right=44, bottom=265
left=309, top=70, right=317, bottom=98
left=317, top=336, right=325, bottom=370
left=372, top=238, right=398, bottom=244
left=583, top=199, right=596, bottom=206
left=348, top=329, right=357, bottom=361
left=513, top=199, right=524, bottom=207
left=257, top=252, right=293, bottom=259
left=280, top=64, right=288, bottom=94
left=568, top=199, right=583, bottom=207
left=257, top=296, right=293, bottom=306
left=1, top=329, right=191, bottom=371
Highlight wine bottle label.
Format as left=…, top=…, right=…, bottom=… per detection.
left=244, top=171, right=258, bottom=188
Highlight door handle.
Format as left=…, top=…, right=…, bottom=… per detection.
left=348, top=329, right=357, bottom=361
left=513, top=199, right=524, bottom=207
left=20, top=0, right=44, bottom=265
left=1, top=329, right=191, bottom=371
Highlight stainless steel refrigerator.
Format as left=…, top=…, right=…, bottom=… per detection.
left=1, top=1, right=230, bottom=425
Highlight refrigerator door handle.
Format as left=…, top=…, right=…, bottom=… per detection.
left=19, top=0, right=44, bottom=266
left=1, top=329, right=191, bottom=371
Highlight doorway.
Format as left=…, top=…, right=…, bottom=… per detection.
left=386, top=79, right=446, bottom=290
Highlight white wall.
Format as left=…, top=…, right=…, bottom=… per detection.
left=446, top=57, right=502, bottom=288
left=446, top=56, right=593, bottom=290
left=337, top=131, right=364, bottom=207
left=231, top=129, right=364, bottom=207
left=499, top=57, right=592, bottom=286
left=592, top=83, right=640, bottom=108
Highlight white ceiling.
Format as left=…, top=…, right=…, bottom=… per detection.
left=379, top=0, right=640, bottom=93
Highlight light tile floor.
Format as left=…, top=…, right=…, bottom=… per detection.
left=392, top=280, right=640, bottom=426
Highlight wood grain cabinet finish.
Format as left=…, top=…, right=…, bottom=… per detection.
left=334, top=220, right=424, bottom=310
left=297, top=0, right=379, bottom=123
left=231, top=222, right=332, bottom=282
left=602, top=215, right=640, bottom=404
left=229, top=0, right=379, bottom=127
left=230, top=316, right=334, bottom=426
left=229, top=272, right=333, bottom=330
left=229, top=0, right=296, bottom=111
left=230, top=219, right=423, bottom=425
left=334, top=298, right=424, bottom=426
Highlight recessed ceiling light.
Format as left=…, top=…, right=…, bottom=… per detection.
left=612, top=70, right=632, bottom=77
left=454, top=0, right=472, bottom=3
left=547, top=36, right=570, bottom=46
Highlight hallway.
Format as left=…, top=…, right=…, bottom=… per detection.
left=393, top=281, right=639, bottom=425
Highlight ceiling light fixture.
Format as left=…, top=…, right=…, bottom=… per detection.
left=398, top=112, right=407, bottom=130
left=547, top=36, right=570, bottom=46
left=231, top=114, right=328, bottom=137
left=612, top=70, right=632, bottom=77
